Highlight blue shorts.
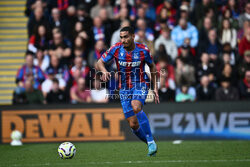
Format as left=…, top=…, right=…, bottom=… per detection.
left=119, top=83, right=148, bottom=118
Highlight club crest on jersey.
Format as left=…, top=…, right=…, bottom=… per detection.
left=120, top=53, right=124, bottom=57
left=134, top=53, right=139, bottom=59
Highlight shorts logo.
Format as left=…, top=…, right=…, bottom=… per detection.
left=141, top=87, right=146, bottom=94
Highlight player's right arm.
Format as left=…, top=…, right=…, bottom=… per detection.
left=96, top=44, right=119, bottom=82
left=96, top=58, right=111, bottom=82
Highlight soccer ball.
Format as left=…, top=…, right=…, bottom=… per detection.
left=58, top=142, right=76, bottom=159
left=10, top=130, right=23, bottom=146
left=11, top=130, right=22, bottom=140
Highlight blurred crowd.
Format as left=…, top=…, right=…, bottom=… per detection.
left=12, top=0, right=250, bottom=104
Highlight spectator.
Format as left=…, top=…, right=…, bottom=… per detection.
left=28, top=24, right=50, bottom=53
left=42, top=68, right=66, bottom=97
left=237, top=20, right=250, bottom=43
left=219, top=18, right=237, bottom=49
left=24, top=78, right=45, bottom=104
left=88, top=40, right=106, bottom=68
left=135, top=18, right=154, bottom=42
left=110, top=19, right=130, bottom=46
left=76, top=4, right=92, bottom=34
left=25, top=0, right=47, bottom=17
left=92, top=16, right=110, bottom=45
left=16, top=53, right=45, bottom=90
left=135, top=6, right=154, bottom=29
left=135, top=29, right=155, bottom=55
left=171, top=18, right=198, bottom=48
left=156, top=56, right=175, bottom=90
left=46, top=78, right=67, bottom=103
left=238, top=2, right=250, bottom=28
left=70, top=56, right=90, bottom=84
left=73, top=36, right=87, bottom=57
left=113, top=0, right=136, bottom=22
left=199, top=28, right=221, bottom=56
left=155, top=7, right=174, bottom=34
left=113, top=7, right=130, bottom=31
left=199, top=17, right=213, bottom=41
left=73, top=47, right=87, bottom=63
left=64, top=6, right=77, bottom=39
left=208, top=52, right=221, bottom=77
left=196, top=75, right=215, bottom=101
left=221, top=52, right=231, bottom=65
left=239, top=26, right=250, bottom=57
left=49, top=8, right=67, bottom=35
left=193, top=0, right=217, bottom=26
left=176, top=84, right=195, bottom=102
left=33, top=49, right=50, bottom=71
left=175, top=57, right=196, bottom=87
left=158, top=65, right=175, bottom=102
left=99, top=8, right=114, bottom=35
left=140, top=0, right=156, bottom=22
left=154, top=27, right=177, bottom=62
left=70, top=77, right=92, bottom=103
left=27, top=6, right=49, bottom=37
left=226, top=0, right=240, bottom=19
left=70, top=22, right=89, bottom=46
left=156, top=0, right=176, bottom=24
left=48, top=30, right=72, bottom=65
left=219, top=7, right=239, bottom=30
left=200, top=6, right=218, bottom=29
left=154, top=19, right=167, bottom=39
left=178, top=4, right=191, bottom=22
left=91, top=76, right=109, bottom=103
left=90, top=0, right=113, bottom=19
left=238, top=50, right=250, bottom=79
left=238, top=70, right=250, bottom=99
left=196, top=53, right=216, bottom=84
left=217, top=63, right=237, bottom=87
left=221, top=43, right=237, bottom=66
left=46, top=55, right=70, bottom=84
left=13, top=86, right=27, bottom=104
left=178, top=43, right=195, bottom=66
left=215, top=77, right=239, bottom=101
left=71, top=21, right=83, bottom=41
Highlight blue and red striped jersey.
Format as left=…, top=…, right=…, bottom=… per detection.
left=101, top=42, right=153, bottom=89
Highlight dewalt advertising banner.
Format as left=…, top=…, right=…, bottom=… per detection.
left=1, top=107, right=127, bottom=143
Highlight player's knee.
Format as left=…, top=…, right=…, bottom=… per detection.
left=129, top=120, right=139, bottom=130
left=131, top=100, right=142, bottom=113
left=132, top=105, right=141, bottom=113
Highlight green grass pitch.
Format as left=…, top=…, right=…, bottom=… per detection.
left=0, top=141, right=250, bottom=167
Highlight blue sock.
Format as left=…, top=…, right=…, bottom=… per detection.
left=132, top=127, right=147, bottom=143
left=136, top=110, right=154, bottom=143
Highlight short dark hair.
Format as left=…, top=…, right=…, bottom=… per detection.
left=25, top=51, right=35, bottom=57
left=120, top=26, right=134, bottom=34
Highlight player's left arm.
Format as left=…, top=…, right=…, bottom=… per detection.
left=144, top=48, right=160, bottom=104
left=147, top=62, right=160, bottom=104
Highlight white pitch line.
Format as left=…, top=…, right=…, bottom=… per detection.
left=3, top=159, right=250, bottom=166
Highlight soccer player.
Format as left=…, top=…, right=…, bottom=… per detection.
left=96, top=26, right=159, bottom=156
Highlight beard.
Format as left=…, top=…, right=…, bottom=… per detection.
left=123, top=43, right=130, bottom=49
